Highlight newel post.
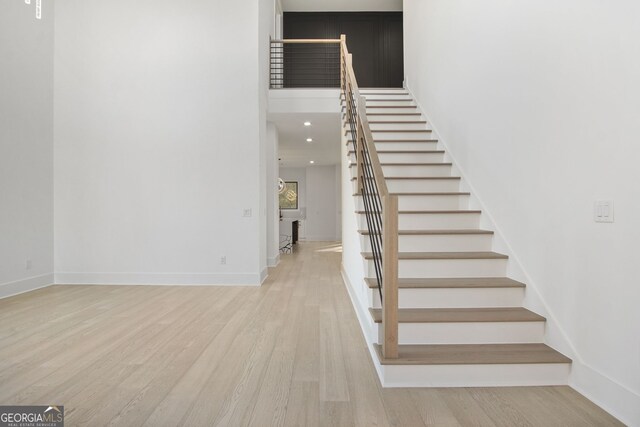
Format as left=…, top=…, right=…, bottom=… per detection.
left=382, top=194, right=399, bottom=359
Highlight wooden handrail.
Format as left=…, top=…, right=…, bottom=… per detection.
left=271, top=39, right=341, bottom=44
left=340, top=35, right=399, bottom=359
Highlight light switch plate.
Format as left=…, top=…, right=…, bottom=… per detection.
left=243, top=208, right=252, bottom=218
left=594, top=200, right=614, bottom=223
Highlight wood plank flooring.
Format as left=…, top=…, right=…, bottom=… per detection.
left=0, top=242, right=623, bottom=426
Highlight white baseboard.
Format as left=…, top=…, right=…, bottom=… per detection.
left=55, top=272, right=263, bottom=286
left=260, top=268, right=269, bottom=285
left=0, top=273, right=54, bottom=300
left=267, top=255, right=280, bottom=267
left=570, top=361, right=640, bottom=426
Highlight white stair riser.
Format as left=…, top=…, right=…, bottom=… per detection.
left=364, top=258, right=508, bottom=278
left=370, top=123, right=428, bottom=131
left=370, top=287, right=525, bottom=309
left=371, top=131, right=433, bottom=140
left=347, top=141, right=439, bottom=151
left=380, top=364, right=570, bottom=388
left=357, top=213, right=481, bottom=229
left=360, top=89, right=409, bottom=95
left=356, top=195, right=469, bottom=211
left=364, top=107, right=419, bottom=114
left=349, top=152, right=444, bottom=163
left=366, top=114, right=423, bottom=122
left=349, top=165, right=453, bottom=181
left=386, top=179, right=460, bottom=193
left=376, top=322, right=544, bottom=345
left=366, top=100, right=416, bottom=107
left=361, top=233, right=493, bottom=252
left=352, top=179, right=460, bottom=194
left=374, top=142, right=439, bottom=151
left=362, top=94, right=412, bottom=101
left=381, top=164, right=452, bottom=177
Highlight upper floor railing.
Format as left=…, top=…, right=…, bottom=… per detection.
left=270, top=39, right=342, bottom=89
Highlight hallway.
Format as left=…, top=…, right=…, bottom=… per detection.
left=0, top=242, right=622, bottom=426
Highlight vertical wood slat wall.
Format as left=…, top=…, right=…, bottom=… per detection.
left=284, top=12, right=404, bottom=88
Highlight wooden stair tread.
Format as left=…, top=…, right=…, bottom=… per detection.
left=366, top=99, right=414, bottom=102
left=372, top=129, right=432, bottom=133
left=373, top=344, right=571, bottom=365
left=353, top=192, right=470, bottom=196
left=350, top=176, right=460, bottom=181
left=368, top=307, right=544, bottom=323
left=362, top=251, right=508, bottom=260
left=361, top=92, right=410, bottom=95
left=367, top=112, right=422, bottom=116
left=369, top=120, right=427, bottom=124
left=345, top=139, right=438, bottom=145
left=366, top=105, right=418, bottom=109
left=345, top=129, right=433, bottom=136
left=349, top=162, right=450, bottom=168
left=350, top=176, right=458, bottom=181
left=372, top=140, right=439, bottom=143
left=359, top=229, right=493, bottom=236
left=364, top=277, right=525, bottom=289
left=347, top=139, right=438, bottom=143
left=355, top=210, right=481, bottom=214
left=349, top=150, right=443, bottom=154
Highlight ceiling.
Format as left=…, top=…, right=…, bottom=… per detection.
left=271, top=113, right=342, bottom=168
left=281, top=0, right=402, bottom=12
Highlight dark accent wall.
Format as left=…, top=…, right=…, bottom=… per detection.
left=283, top=12, right=404, bottom=88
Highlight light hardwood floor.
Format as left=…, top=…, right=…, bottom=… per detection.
left=0, top=242, right=623, bottom=426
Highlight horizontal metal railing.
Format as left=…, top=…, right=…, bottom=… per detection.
left=270, top=39, right=342, bottom=89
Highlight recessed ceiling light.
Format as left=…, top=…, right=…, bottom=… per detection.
left=304, top=121, right=312, bottom=126
left=306, top=138, right=313, bottom=143
left=309, top=160, right=315, bottom=164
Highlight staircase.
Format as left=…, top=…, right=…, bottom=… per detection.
left=342, top=88, right=572, bottom=387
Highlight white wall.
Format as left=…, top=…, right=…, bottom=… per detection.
left=54, top=0, right=266, bottom=285
left=306, top=166, right=340, bottom=241
left=259, top=0, right=279, bottom=277
left=279, top=166, right=341, bottom=241
left=404, top=1, right=640, bottom=424
left=266, top=123, right=280, bottom=266
left=0, top=1, right=54, bottom=297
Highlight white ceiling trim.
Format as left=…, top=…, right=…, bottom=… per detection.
left=282, top=0, right=402, bottom=12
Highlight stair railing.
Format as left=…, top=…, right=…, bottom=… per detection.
left=340, top=35, right=399, bottom=359
left=270, top=38, right=342, bottom=88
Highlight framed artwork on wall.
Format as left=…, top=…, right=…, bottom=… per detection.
left=279, top=181, right=298, bottom=210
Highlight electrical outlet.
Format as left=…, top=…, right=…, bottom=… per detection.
left=26, top=259, right=32, bottom=270
left=243, top=209, right=252, bottom=218
left=220, top=256, right=226, bottom=265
